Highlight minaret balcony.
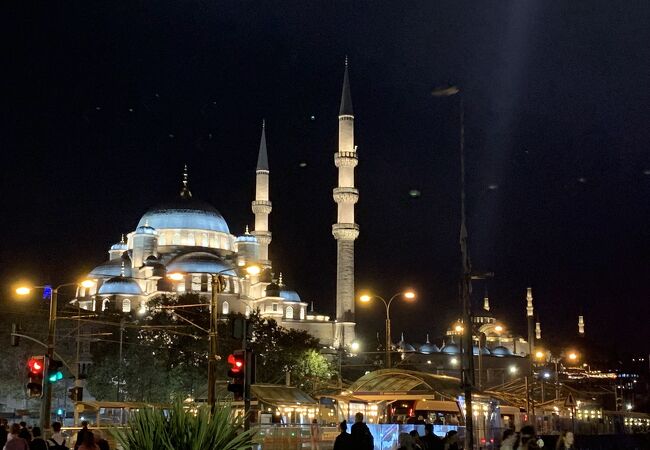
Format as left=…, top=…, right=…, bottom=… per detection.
left=332, top=223, right=359, bottom=240
left=333, top=187, right=359, bottom=204
left=252, top=200, right=272, bottom=214
left=334, top=152, right=358, bottom=168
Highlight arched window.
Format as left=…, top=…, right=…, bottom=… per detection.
left=102, top=298, right=110, bottom=311
left=122, top=298, right=131, bottom=313
left=286, top=306, right=294, bottom=319
left=222, top=301, right=230, bottom=315
left=300, top=307, right=305, bottom=320
left=172, top=232, right=181, bottom=245
left=187, top=233, right=195, bottom=246
left=202, top=233, right=209, bottom=247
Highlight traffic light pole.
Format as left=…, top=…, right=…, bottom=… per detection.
left=208, top=275, right=222, bottom=409
left=242, top=318, right=251, bottom=431
left=41, top=287, right=58, bottom=434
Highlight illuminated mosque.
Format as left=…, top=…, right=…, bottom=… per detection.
left=74, top=63, right=359, bottom=348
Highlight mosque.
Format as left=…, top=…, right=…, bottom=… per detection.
left=74, top=62, right=359, bottom=348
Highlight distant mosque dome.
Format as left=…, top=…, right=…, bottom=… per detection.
left=166, top=252, right=236, bottom=275
left=98, top=277, right=143, bottom=295
left=419, top=335, right=440, bottom=354
left=236, top=232, right=258, bottom=243
left=265, top=274, right=301, bottom=302
left=441, top=340, right=460, bottom=354
left=135, top=222, right=157, bottom=235
left=110, top=241, right=128, bottom=251
left=492, top=346, right=512, bottom=357
left=473, top=346, right=492, bottom=356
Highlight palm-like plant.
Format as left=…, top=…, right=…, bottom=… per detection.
left=112, top=401, right=257, bottom=450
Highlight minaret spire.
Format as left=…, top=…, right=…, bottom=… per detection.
left=483, top=288, right=490, bottom=311
left=180, top=164, right=192, bottom=199
left=333, top=58, right=359, bottom=347
left=252, top=120, right=272, bottom=266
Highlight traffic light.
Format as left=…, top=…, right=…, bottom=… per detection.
left=47, top=359, right=64, bottom=383
left=27, top=356, right=45, bottom=398
left=68, top=386, right=83, bottom=402
left=227, top=350, right=245, bottom=400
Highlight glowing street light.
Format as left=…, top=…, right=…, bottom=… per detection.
left=350, top=341, right=360, bottom=352
left=455, top=323, right=464, bottom=333
left=13, top=278, right=95, bottom=432
left=509, top=365, right=518, bottom=375
left=358, top=290, right=416, bottom=368
left=494, top=325, right=504, bottom=333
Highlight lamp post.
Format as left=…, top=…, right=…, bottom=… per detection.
left=16, top=279, right=95, bottom=434
left=433, top=83, right=476, bottom=450
left=359, top=291, right=415, bottom=368
left=168, top=264, right=260, bottom=409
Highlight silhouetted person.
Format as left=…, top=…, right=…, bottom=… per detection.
left=421, top=423, right=443, bottom=450
left=48, top=422, right=68, bottom=450
left=74, top=422, right=91, bottom=450
left=18, top=423, right=31, bottom=442
left=333, top=421, right=353, bottom=450
left=76, top=433, right=98, bottom=450
left=28, top=428, right=47, bottom=450
left=350, top=412, right=373, bottom=450
left=0, top=418, right=9, bottom=449
left=5, top=424, right=29, bottom=450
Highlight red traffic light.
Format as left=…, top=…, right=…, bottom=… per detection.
left=227, top=353, right=244, bottom=374
left=28, top=357, right=44, bottom=374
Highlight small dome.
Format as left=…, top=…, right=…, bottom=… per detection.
left=98, top=277, right=143, bottom=295
left=135, top=223, right=157, bottom=235
left=441, top=343, right=460, bottom=354
left=264, top=281, right=281, bottom=297
left=110, top=241, right=128, bottom=251
left=166, top=252, right=236, bottom=275
left=89, top=259, right=132, bottom=278
left=473, top=346, right=492, bottom=356
left=236, top=229, right=258, bottom=243
left=492, top=346, right=512, bottom=357
left=419, top=343, right=441, bottom=354
left=279, top=288, right=301, bottom=302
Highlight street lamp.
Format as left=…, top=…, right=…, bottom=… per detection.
left=167, top=263, right=260, bottom=408
left=358, top=290, right=416, bottom=368
left=15, top=279, right=95, bottom=433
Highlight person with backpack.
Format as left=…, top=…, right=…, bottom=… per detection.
left=28, top=428, right=47, bottom=450
left=350, top=412, right=374, bottom=450
left=46, top=422, right=67, bottom=450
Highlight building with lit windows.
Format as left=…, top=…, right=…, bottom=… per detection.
left=74, top=64, right=358, bottom=349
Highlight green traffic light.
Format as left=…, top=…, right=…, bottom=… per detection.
left=49, top=371, right=63, bottom=383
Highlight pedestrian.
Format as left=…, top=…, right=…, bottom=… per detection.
left=500, top=428, right=518, bottom=450
left=18, top=423, right=31, bottom=443
left=75, top=433, right=97, bottom=450
left=4, top=424, right=29, bottom=450
left=94, top=432, right=108, bottom=450
left=442, top=430, right=459, bottom=450
left=397, top=432, right=415, bottom=450
left=47, top=422, right=68, bottom=450
left=28, top=428, right=47, bottom=450
left=350, top=412, right=374, bottom=450
left=333, top=421, right=353, bottom=450
left=309, top=418, right=321, bottom=450
left=74, top=422, right=91, bottom=450
left=409, top=430, right=424, bottom=450
left=0, top=419, right=9, bottom=449
left=420, top=423, right=443, bottom=450
left=518, top=425, right=541, bottom=449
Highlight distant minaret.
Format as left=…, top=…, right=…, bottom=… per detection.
left=483, top=290, right=490, bottom=311
left=332, top=57, right=359, bottom=347
left=578, top=315, right=585, bottom=336
left=526, top=287, right=536, bottom=355
left=535, top=320, right=542, bottom=340
left=252, top=121, right=272, bottom=266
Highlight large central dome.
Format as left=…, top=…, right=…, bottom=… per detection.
left=137, top=197, right=230, bottom=233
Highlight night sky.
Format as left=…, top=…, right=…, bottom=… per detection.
left=3, top=1, right=649, bottom=355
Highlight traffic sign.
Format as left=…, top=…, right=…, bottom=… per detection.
left=564, top=393, right=577, bottom=408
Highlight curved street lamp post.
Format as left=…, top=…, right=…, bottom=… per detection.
left=359, top=291, right=415, bottom=368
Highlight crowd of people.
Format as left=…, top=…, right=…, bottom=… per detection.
left=330, top=412, right=458, bottom=450
left=0, top=420, right=109, bottom=450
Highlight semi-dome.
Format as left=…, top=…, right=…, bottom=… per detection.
left=89, top=259, right=132, bottom=278
left=279, top=288, right=301, bottom=302
left=137, top=197, right=230, bottom=233
left=491, top=346, right=512, bottom=357
left=166, top=252, right=236, bottom=276
left=98, top=277, right=143, bottom=295
left=110, top=241, right=128, bottom=251
left=473, top=346, right=492, bottom=356
left=441, top=341, right=460, bottom=354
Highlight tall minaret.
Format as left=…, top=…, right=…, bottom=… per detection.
left=526, top=287, right=536, bottom=355
left=251, top=121, right=272, bottom=267
left=332, top=58, right=359, bottom=347
left=578, top=315, right=585, bottom=336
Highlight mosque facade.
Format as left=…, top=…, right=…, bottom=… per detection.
left=74, top=64, right=358, bottom=348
